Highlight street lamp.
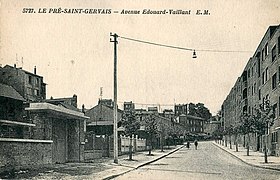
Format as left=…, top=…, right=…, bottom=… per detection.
left=193, top=50, right=197, bottom=58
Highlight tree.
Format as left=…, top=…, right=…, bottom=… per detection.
left=232, top=121, right=242, bottom=152
left=144, top=114, right=159, bottom=155
left=188, top=103, right=197, bottom=116
left=212, top=126, right=224, bottom=143
left=239, top=113, right=255, bottom=156
left=196, top=103, right=212, bottom=120
left=224, top=125, right=234, bottom=149
left=253, top=99, right=275, bottom=163
left=120, top=111, right=140, bottom=160
left=188, top=103, right=212, bottom=120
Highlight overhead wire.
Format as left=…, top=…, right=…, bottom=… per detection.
left=118, top=35, right=253, bottom=53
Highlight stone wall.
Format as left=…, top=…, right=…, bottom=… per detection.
left=0, top=140, right=52, bottom=171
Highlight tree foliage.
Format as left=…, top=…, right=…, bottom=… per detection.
left=144, top=114, right=159, bottom=136
left=120, top=111, right=141, bottom=160
left=253, top=100, right=275, bottom=135
left=212, top=126, right=224, bottom=139
left=239, top=113, right=255, bottom=135
left=188, top=102, right=212, bottom=120
left=144, top=114, right=159, bottom=155
left=120, top=111, right=141, bottom=136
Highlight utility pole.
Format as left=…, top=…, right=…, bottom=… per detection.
left=110, top=33, right=118, bottom=164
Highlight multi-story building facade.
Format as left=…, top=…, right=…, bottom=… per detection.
left=0, top=64, right=46, bottom=102
left=177, top=114, right=205, bottom=134
left=221, top=25, right=280, bottom=156
left=162, top=109, right=175, bottom=120
left=174, top=104, right=188, bottom=116
left=123, top=101, right=135, bottom=112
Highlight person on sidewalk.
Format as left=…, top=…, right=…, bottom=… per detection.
left=194, top=140, right=198, bottom=150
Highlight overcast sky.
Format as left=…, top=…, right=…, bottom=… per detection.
left=1, top=0, right=280, bottom=114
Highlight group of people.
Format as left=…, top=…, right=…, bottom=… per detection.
left=185, top=140, right=198, bottom=150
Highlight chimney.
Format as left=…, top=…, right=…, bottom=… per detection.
left=14, top=64, right=16, bottom=68
left=82, top=104, right=85, bottom=114
left=72, top=94, right=77, bottom=108
left=34, top=66, right=36, bottom=75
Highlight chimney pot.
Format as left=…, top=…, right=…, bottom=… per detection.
left=14, top=64, right=16, bottom=68
left=34, top=66, right=36, bottom=74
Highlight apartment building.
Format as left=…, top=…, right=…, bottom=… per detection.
left=221, top=25, right=280, bottom=156
left=0, top=64, right=46, bottom=102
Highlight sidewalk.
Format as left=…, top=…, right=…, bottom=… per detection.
left=1, top=145, right=184, bottom=179
left=214, top=141, right=280, bottom=171
left=97, top=145, right=184, bottom=180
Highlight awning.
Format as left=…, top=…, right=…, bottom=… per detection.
left=25, top=103, right=89, bottom=120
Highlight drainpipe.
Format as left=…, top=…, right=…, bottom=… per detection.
left=79, top=119, right=81, bottom=162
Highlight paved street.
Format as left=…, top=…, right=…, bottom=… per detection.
left=115, top=141, right=280, bottom=180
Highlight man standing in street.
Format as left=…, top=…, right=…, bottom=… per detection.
left=194, top=140, right=198, bottom=150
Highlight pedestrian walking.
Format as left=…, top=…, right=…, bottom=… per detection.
left=194, top=140, right=198, bottom=150
left=186, top=141, right=190, bottom=149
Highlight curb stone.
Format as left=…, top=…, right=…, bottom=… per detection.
left=103, top=145, right=185, bottom=180
left=213, top=142, right=280, bottom=172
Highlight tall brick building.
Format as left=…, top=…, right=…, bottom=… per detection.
left=221, top=25, right=280, bottom=156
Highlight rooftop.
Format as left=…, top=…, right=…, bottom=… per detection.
left=0, top=83, right=25, bottom=101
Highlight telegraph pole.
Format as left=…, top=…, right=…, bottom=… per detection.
left=110, top=33, right=118, bottom=164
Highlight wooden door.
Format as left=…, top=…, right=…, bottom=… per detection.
left=52, top=119, right=67, bottom=163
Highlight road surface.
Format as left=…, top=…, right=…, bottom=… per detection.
left=114, top=141, right=280, bottom=180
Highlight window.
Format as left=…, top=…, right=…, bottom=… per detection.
left=28, top=76, right=32, bottom=84
left=27, top=87, right=32, bottom=95
left=262, top=49, right=265, bottom=61
left=265, top=67, right=269, bottom=82
left=278, top=36, right=280, bottom=54
left=34, top=89, right=39, bottom=96
left=272, top=45, right=277, bottom=62
left=248, top=87, right=251, bottom=96
left=257, top=53, right=261, bottom=77
left=279, top=66, right=280, bottom=83
left=35, top=78, right=39, bottom=86
left=262, top=72, right=265, bottom=84
left=265, top=43, right=268, bottom=56
left=272, top=132, right=278, bottom=143
left=279, top=96, right=280, bottom=116
left=248, top=69, right=250, bottom=78
left=272, top=103, right=277, bottom=119
left=272, top=73, right=277, bottom=90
